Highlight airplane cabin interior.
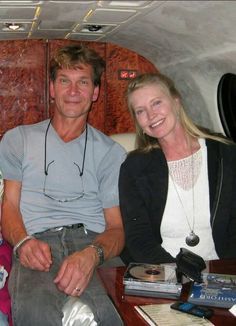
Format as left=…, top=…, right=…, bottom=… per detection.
left=0, top=1, right=236, bottom=326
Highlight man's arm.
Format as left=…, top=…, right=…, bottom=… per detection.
left=91, top=205, right=125, bottom=262
left=2, top=180, right=52, bottom=271
left=2, top=180, right=27, bottom=245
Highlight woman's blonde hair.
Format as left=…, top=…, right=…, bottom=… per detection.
left=127, top=73, right=230, bottom=152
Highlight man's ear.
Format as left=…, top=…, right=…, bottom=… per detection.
left=92, top=86, right=100, bottom=102
left=49, top=80, right=55, bottom=99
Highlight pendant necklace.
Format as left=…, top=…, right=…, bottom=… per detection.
left=168, top=145, right=200, bottom=247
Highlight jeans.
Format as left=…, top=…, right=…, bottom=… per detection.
left=0, top=311, right=8, bottom=326
left=9, top=227, right=124, bottom=326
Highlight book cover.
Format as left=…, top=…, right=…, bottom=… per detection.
left=123, top=262, right=182, bottom=298
left=188, top=272, right=236, bottom=308
left=134, top=303, right=214, bottom=326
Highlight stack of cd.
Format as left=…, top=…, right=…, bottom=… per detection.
left=123, top=262, right=182, bottom=299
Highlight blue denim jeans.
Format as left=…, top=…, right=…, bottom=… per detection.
left=9, top=227, right=124, bottom=326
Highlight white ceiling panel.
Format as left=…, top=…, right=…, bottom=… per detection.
left=0, top=1, right=41, bottom=4
left=40, top=2, right=96, bottom=21
left=0, top=31, right=29, bottom=39
left=0, top=6, right=37, bottom=20
left=85, top=8, right=138, bottom=24
left=68, top=32, right=104, bottom=41
left=102, top=1, right=153, bottom=8
left=38, top=20, right=75, bottom=31
left=33, top=29, right=71, bottom=39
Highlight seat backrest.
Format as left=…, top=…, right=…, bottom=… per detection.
left=110, top=133, right=136, bottom=152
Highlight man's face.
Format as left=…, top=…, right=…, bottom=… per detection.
left=50, top=64, right=99, bottom=120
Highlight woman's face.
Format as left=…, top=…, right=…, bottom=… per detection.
left=130, top=84, right=180, bottom=141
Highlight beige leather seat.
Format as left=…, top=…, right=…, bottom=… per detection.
left=109, top=132, right=136, bottom=152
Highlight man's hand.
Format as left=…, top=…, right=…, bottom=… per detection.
left=18, top=238, right=52, bottom=272
left=54, top=246, right=98, bottom=296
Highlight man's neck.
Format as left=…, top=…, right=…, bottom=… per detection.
left=51, top=116, right=88, bottom=142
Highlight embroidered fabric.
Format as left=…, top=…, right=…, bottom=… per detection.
left=168, top=149, right=202, bottom=190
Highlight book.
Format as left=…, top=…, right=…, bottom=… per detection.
left=123, top=262, right=182, bottom=299
left=188, top=272, right=236, bottom=308
left=134, top=303, right=214, bottom=326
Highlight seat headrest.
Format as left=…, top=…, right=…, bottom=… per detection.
left=110, top=133, right=136, bottom=152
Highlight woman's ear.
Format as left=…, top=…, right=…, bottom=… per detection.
left=174, top=97, right=180, bottom=106
left=173, top=97, right=181, bottom=117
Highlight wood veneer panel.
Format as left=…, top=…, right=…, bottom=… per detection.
left=105, top=43, right=158, bottom=135
left=0, top=40, right=47, bottom=137
left=0, top=39, right=158, bottom=137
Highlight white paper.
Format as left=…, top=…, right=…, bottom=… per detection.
left=135, top=303, right=214, bottom=326
left=229, top=304, right=236, bottom=317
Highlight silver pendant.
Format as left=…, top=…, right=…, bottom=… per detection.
left=185, top=231, right=200, bottom=247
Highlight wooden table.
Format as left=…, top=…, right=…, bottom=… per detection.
left=98, top=259, right=236, bottom=326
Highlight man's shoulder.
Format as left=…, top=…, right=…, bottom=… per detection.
left=3, top=119, right=49, bottom=138
left=88, top=125, right=113, bottom=144
left=88, top=125, right=126, bottom=153
left=20, top=119, right=49, bottom=132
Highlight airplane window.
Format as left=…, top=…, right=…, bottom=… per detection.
left=217, top=73, right=236, bottom=142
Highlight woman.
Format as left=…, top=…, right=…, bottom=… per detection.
left=119, top=72, right=236, bottom=264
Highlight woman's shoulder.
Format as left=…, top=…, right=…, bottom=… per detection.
left=205, top=138, right=236, bottom=165
left=124, top=148, right=152, bottom=161
left=206, top=138, right=236, bottom=151
left=121, top=148, right=163, bottom=172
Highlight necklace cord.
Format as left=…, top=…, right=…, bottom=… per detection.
left=44, top=119, right=88, bottom=177
left=168, top=145, right=195, bottom=232
left=80, top=124, right=88, bottom=176
left=191, top=146, right=195, bottom=231
left=168, top=142, right=201, bottom=247
left=44, top=118, right=52, bottom=175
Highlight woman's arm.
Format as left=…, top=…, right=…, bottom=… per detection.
left=119, top=162, right=174, bottom=264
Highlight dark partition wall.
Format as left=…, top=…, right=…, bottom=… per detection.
left=0, top=39, right=158, bottom=137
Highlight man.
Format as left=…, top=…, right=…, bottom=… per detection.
left=0, top=44, right=126, bottom=325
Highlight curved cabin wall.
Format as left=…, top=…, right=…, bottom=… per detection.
left=0, top=40, right=157, bottom=138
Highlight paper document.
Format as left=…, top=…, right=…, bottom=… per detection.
left=134, top=303, right=214, bottom=326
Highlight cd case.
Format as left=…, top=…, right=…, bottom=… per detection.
left=123, top=262, right=182, bottom=299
